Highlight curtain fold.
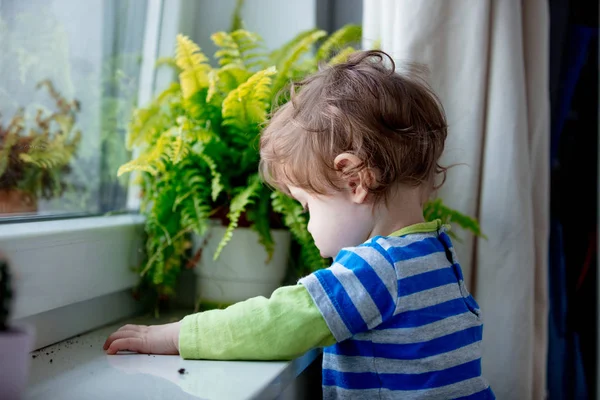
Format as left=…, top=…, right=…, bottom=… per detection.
left=363, top=1, right=550, bottom=398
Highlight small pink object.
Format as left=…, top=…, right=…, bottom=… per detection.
left=0, top=324, right=35, bottom=400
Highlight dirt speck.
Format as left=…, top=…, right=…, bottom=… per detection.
left=178, top=368, right=186, bottom=375
left=32, top=355, right=37, bottom=359
left=49, top=359, right=53, bottom=363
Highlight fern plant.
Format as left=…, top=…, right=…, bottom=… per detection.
left=0, top=80, right=81, bottom=208
left=119, top=23, right=482, bottom=300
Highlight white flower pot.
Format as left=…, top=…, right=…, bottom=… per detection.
left=193, top=225, right=291, bottom=304
left=0, top=325, right=35, bottom=400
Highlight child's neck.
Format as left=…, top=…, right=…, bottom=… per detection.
left=368, top=185, right=427, bottom=238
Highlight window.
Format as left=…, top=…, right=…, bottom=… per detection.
left=0, top=0, right=148, bottom=219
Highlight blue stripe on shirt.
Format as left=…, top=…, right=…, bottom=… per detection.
left=386, top=236, right=447, bottom=261
left=315, top=269, right=368, bottom=335
left=377, top=298, right=473, bottom=329
left=322, top=370, right=380, bottom=390
left=324, top=358, right=482, bottom=390
left=398, top=266, right=460, bottom=296
left=455, top=386, right=495, bottom=400
left=325, top=324, right=483, bottom=359
left=336, top=248, right=396, bottom=320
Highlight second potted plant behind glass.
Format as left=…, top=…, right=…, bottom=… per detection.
left=0, top=80, right=81, bottom=215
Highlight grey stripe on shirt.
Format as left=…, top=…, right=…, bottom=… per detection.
left=375, top=232, right=439, bottom=251
left=390, top=250, right=452, bottom=279
left=323, top=341, right=482, bottom=374
left=352, top=245, right=398, bottom=300
left=354, top=311, right=482, bottom=344
left=298, top=273, right=352, bottom=341
left=323, top=376, right=490, bottom=400
left=395, top=282, right=463, bottom=314
left=330, top=262, right=383, bottom=329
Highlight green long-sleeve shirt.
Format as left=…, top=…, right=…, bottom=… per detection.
left=179, top=220, right=443, bottom=360
left=179, top=284, right=335, bottom=360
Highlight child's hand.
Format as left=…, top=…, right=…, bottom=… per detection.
left=103, top=321, right=181, bottom=355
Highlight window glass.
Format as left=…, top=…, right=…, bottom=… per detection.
left=0, top=0, right=147, bottom=218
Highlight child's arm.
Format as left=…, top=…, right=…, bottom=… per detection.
left=104, top=284, right=335, bottom=359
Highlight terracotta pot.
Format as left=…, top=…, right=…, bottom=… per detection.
left=0, top=190, right=38, bottom=216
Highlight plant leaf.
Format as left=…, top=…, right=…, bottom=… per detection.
left=175, top=34, right=211, bottom=99
left=246, top=185, right=275, bottom=261
left=316, top=24, right=362, bottom=61
left=328, top=46, right=356, bottom=65
left=271, top=29, right=327, bottom=96
left=213, top=175, right=262, bottom=260
left=222, top=66, right=276, bottom=141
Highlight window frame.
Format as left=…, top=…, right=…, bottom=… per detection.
left=1, top=0, right=175, bottom=350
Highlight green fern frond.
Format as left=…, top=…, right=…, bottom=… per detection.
left=118, top=132, right=173, bottom=177
left=423, top=198, right=484, bottom=240
left=268, top=29, right=323, bottom=67
left=169, top=126, right=189, bottom=164
left=213, top=175, right=261, bottom=260
left=116, top=159, right=158, bottom=176
left=199, top=153, right=223, bottom=201
left=175, top=34, right=211, bottom=99
left=183, top=88, right=223, bottom=132
left=212, top=30, right=263, bottom=68
left=206, top=69, right=219, bottom=103
left=246, top=185, right=275, bottom=261
left=151, top=250, right=165, bottom=285
left=0, top=132, right=19, bottom=177
left=127, top=82, right=180, bottom=149
left=206, top=65, right=253, bottom=102
left=19, top=138, right=72, bottom=170
left=53, top=113, right=75, bottom=135
left=270, top=191, right=326, bottom=272
left=271, top=30, right=327, bottom=96
left=222, top=66, right=276, bottom=140
left=328, top=46, right=357, bottom=65
left=229, top=0, right=245, bottom=32
left=218, top=64, right=253, bottom=93
left=180, top=193, right=211, bottom=237
left=316, top=24, right=362, bottom=61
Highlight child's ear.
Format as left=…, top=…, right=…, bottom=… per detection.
left=334, top=153, right=374, bottom=204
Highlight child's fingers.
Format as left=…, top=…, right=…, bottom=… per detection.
left=106, top=337, right=146, bottom=355
left=117, top=324, right=147, bottom=332
left=103, top=330, right=141, bottom=350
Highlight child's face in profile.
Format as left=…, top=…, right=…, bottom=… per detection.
left=288, top=185, right=375, bottom=259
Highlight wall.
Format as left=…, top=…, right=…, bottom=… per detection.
left=183, top=0, right=318, bottom=59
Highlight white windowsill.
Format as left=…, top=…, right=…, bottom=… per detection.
left=27, top=312, right=322, bottom=400
left=0, top=214, right=146, bottom=349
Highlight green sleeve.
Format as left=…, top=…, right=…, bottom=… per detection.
left=178, top=284, right=336, bottom=360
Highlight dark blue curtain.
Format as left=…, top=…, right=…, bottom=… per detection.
left=547, top=1, right=598, bottom=398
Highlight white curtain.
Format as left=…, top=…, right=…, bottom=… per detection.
left=363, top=1, right=550, bottom=399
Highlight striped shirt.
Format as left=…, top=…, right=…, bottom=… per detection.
left=299, top=224, right=495, bottom=399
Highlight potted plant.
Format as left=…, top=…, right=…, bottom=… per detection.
left=0, top=258, right=35, bottom=400
left=117, top=25, right=363, bottom=307
left=0, top=80, right=81, bottom=215
left=119, top=23, right=483, bottom=310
